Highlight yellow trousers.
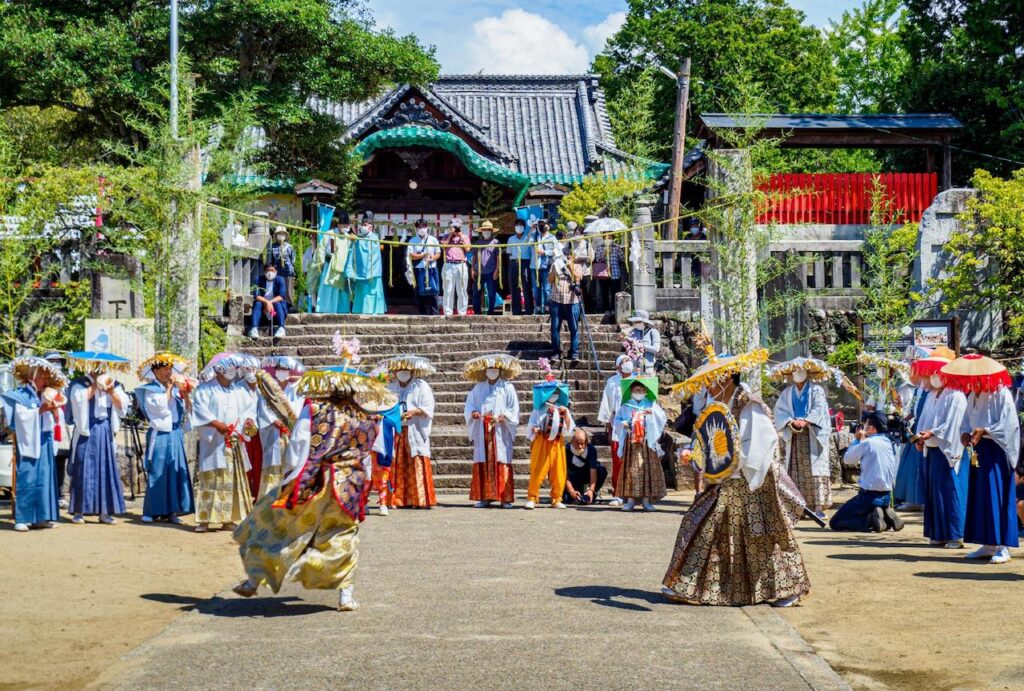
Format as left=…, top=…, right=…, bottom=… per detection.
left=527, top=436, right=567, bottom=503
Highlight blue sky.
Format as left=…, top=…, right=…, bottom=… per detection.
left=367, top=0, right=865, bottom=74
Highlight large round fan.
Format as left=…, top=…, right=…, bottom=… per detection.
left=691, top=402, right=740, bottom=484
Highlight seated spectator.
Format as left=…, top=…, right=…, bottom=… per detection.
left=831, top=412, right=904, bottom=533
left=248, top=264, right=287, bottom=339
left=563, top=429, right=607, bottom=505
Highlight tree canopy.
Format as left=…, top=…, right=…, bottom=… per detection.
left=593, top=0, right=838, bottom=161
left=0, top=0, right=439, bottom=181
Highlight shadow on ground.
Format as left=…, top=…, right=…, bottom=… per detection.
left=141, top=593, right=334, bottom=617
left=553, top=584, right=665, bottom=612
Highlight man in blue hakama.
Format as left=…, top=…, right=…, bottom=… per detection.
left=345, top=215, right=386, bottom=315
left=136, top=352, right=195, bottom=524
left=1, top=356, right=66, bottom=532
left=944, top=354, right=1021, bottom=564
left=913, top=352, right=970, bottom=548
left=67, top=358, right=131, bottom=525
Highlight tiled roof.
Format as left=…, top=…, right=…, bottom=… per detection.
left=697, top=113, right=964, bottom=132
left=231, top=75, right=665, bottom=189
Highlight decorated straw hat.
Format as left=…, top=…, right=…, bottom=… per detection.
left=463, top=353, right=523, bottom=382
left=261, top=355, right=306, bottom=374
left=621, top=375, right=658, bottom=404
left=297, top=365, right=395, bottom=408
left=478, top=220, right=495, bottom=231
left=373, top=355, right=436, bottom=380
left=12, top=356, right=68, bottom=390
left=767, top=356, right=831, bottom=382
left=198, top=352, right=240, bottom=382
left=910, top=345, right=957, bottom=378
left=940, top=354, right=1011, bottom=394
left=856, top=351, right=910, bottom=377
left=137, top=352, right=191, bottom=381
left=671, top=331, right=769, bottom=399
left=66, top=351, right=132, bottom=375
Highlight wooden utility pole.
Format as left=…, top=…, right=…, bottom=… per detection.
left=664, top=58, right=691, bottom=242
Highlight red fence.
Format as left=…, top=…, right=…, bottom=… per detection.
left=756, top=172, right=938, bottom=225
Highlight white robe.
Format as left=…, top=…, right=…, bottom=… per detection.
left=2, top=385, right=43, bottom=460
left=138, top=384, right=189, bottom=433
left=464, top=380, right=519, bottom=464
left=191, top=380, right=256, bottom=473
left=283, top=401, right=312, bottom=482
left=774, top=382, right=831, bottom=477
left=919, top=387, right=968, bottom=470
left=962, top=388, right=1021, bottom=469
left=388, top=378, right=435, bottom=458
left=69, top=378, right=129, bottom=459
left=734, top=388, right=779, bottom=492
left=597, top=373, right=622, bottom=425
left=611, top=400, right=666, bottom=455
left=257, top=381, right=305, bottom=472
left=527, top=406, right=576, bottom=442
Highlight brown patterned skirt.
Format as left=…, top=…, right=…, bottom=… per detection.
left=615, top=439, right=666, bottom=501
left=788, top=428, right=832, bottom=509
left=662, top=466, right=811, bottom=606
left=388, top=431, right=437, bottom=508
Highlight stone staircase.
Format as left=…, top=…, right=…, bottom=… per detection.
left=238, top=313, right=625, bottom=492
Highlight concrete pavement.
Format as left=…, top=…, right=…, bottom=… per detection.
left=95, top=496, right=848, bottom=690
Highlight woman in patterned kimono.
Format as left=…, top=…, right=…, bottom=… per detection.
left=233, top=339, right=394, bottom=611
left=611, top=376, right=667, bottom=511
left=662, top=339, right=811, bottom=607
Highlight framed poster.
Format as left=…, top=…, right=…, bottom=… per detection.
left=861, top=318, right=958, bottom=356
left=84, top=318, right=155, bottom=390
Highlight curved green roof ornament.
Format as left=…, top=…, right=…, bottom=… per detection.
left=354, top=126, right=533, bottom=204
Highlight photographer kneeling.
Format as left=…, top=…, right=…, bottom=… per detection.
left=564, top=429, right=607, bottom=504
left=549, top=252, right=582, bottom=362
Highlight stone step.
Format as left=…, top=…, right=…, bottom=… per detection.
left=287, top=313, right=611, bottom=326
left=427, top=410, right=603, bottom=426
left=242, top=345, right=623, bottom=364
left=422, top=426, right=609, bottom=447
left=279, top=324, right=624, bottom=338
left=431, top=390, right=602, bottom=404
left=429, top=459, right=613, bottom=476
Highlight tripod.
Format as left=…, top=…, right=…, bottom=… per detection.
left=552, top=262, right=603, bottom=380
left=121, top=394, right=148, bottom=501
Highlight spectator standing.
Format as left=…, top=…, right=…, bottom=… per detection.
left=506, top=218, right=534, bottom=315
left=628, top=310, right=661, bottom=373
left=407, top=220, right=441, bottom=315
left=593, top=234, right=626, bottom=313
left=441, top=219, right=471, bottom=316
left=469, top=220, right=500, bottom=315
left=569, top=222, right=594, bottom=312
left=533, top=221, right=558, bottom=314
left=548, top=255, right=582, bottom=362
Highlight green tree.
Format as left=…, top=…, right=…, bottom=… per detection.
left=606, top=67, right=660, bottom=161
left=593, top=0, right=838, bottom=161
left=0, top=0, right=438, bottom=180
left=827, top=0, right=909, bottom=113
left=899, top=0, right=1024, bottom=179
left=929, top=168, right=1024, bottom=347
left=557, top=176, right=649, bottom=227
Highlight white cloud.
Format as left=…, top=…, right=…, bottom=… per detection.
left=463, top=9, right=590, bottom=74
left=582, top=11, right=626, bottom=55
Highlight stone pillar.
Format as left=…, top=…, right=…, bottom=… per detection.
left=630, top=202, right=657, bottom=314
left=91, top=254, right=146, bottom=319
left=914, top=187, right=1000, bottom=348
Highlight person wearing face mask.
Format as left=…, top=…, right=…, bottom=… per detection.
left=66, top=354, right=132, bottom=525
left=463, top=354, right=522, bottom=508
left=136, top=352, right=196, bottom=524
left=191, top=356, right=257, bottom=533
left=598, top=355, right=634, bottom=506
left=344, top=214, right=387, bottom=315
left=525, top=378, right=575, bottom=509
left=469, top=220, right=501, bottom=315
left=441, top=218, right=471, bottom=316
left=256, top=356, right=307, bottom=499
left=533, top=221, right=558, bottom=314
left=407, top=220, right=441, bottom=315
left=505, top=218, right=534, bottom=315
left=611, top=377, right=667, bottom=512
left=663, top=340, right=810, bottom=607
left=912, top=349, right=969, bottom=547
left=316, top=213, right=353, bottom=315
left=381, top=356, right=437, bottom=509
left=568, top=221, right=594, bottom=311
left=248, top=264, right=288, bottom=339
left=946, top=354, right=1020, bottom=564
left=832, top=411, right=903, bottom=532
left=772, top=358, right=833, bottom=520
